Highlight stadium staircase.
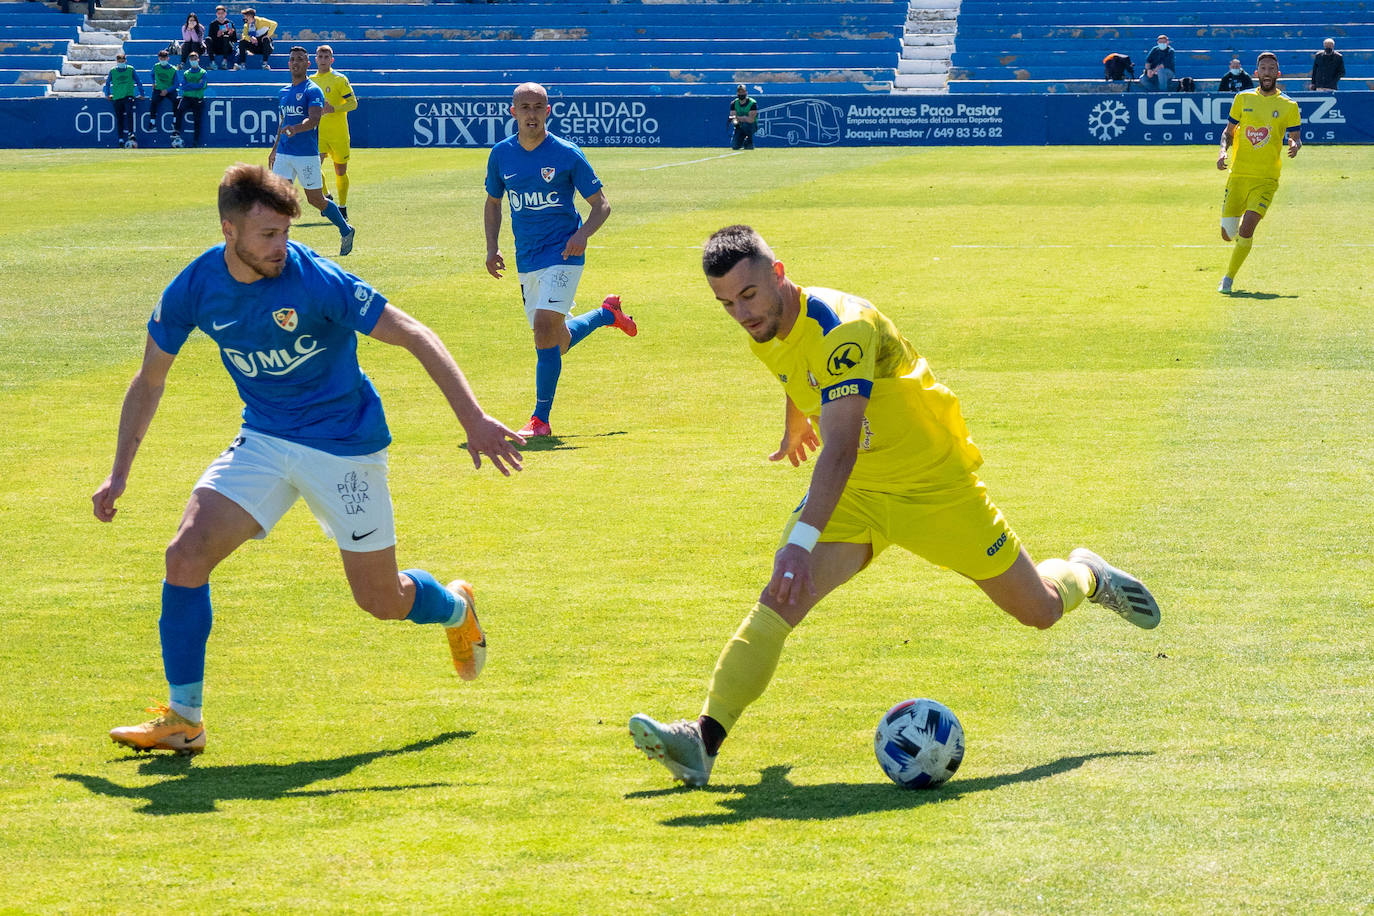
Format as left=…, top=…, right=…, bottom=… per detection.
left=895, top=0, right=960, bottom=93
left=947, top=0, right=1374, bottom=94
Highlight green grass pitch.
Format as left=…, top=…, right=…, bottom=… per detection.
left=0, top=144, right=1371, bottom=912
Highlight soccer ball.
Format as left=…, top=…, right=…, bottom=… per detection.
left=170, top=135, right=184, bottom=149
left=123, top=137, right=138, bottom=149
left=874, top=698, right=965, bottom=789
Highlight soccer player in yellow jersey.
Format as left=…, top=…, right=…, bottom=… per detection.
left=1216, top=52, right=1301, bottom=294
left=628, top=226, right=1162, bottom=787
left=311, top=45, right=357, bottom=221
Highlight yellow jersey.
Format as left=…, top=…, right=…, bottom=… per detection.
left=310, top=70, right=356, bottom=131
left=1226, top=90, right=1300, bottom=180
left=749, top=287, right=983, bottom=492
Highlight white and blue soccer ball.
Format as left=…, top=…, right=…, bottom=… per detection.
left=874, top=698, right=965, bottom=789
left=170, top=135, right=184, bottom=149
left=123, top=137, right=138, bottom=149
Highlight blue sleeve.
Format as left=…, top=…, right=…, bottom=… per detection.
left=303, top=247, right=388, bottom=335
left=134, top=70, right=143, bottom=92
left=307, top=84, right=326, bottom=110
left=571, top=147, right=603, bottom=199
left=147, top=268, right=198, bottom=355
left=102, top=71, right=112, bottom=95
left=484, top=147, right=504, bottom=199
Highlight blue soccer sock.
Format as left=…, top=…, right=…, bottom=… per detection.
left=565, top=307, right=613, bottom=350
left=402, top=569, right=459, bottom=625
left=160, top=581, right=212, bottom=723
left=322, top=199, right=351, bottom=234
left=533, top=345, right=562, bottom=422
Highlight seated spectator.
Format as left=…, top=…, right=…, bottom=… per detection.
left=207, top=4, right=237, bottom=70
left=180, top=13, right=207, bottom=67
left=237, top=7, right=277, bottom=69
left=1142, top=34, right=1175, bottom=92
left=1310, top=38, right=1345, bottom=90
left=1102, top=52, right=1134, bottom=86
left=1219, top=58, right=1254, bottom=93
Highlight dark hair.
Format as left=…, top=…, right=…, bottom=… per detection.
left=218, top=163, right=301, bottom=222
left=1257, top=51, right=1278, bottom=64
left=242, top=7, right=255, bottom=16
left=702, top=225, right=771, bottom=277
left=289, top=45, right=308, bottom=56
left=158, top=49, right=169, bottom=56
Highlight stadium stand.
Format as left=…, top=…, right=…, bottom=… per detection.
left=948, top=0, right=1374, bottom=93
left=0, top=2, right=85, bottom=97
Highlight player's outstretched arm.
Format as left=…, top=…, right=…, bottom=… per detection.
left=483, top=195, right=505, bottom=278
left=367, top=304, right=524, bottom=476
left=769, top=393, right=866, bottom=605
left=768, top=395, right=820, bottom=466
left=93, top=335, right=176, bottom=522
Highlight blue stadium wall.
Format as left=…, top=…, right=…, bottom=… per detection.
left=1, top=92, right=1370, bottom=148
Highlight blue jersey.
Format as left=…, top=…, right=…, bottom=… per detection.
left=484, top=133, right=603, bottom=272
left=149, top=240, right=391, bottom=456
left=277, top=80, right=326, bottom=157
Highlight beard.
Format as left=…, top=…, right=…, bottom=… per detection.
left=234, top=239, right=285, bottom=279
left=1258, top=74, right=1278, bottom=91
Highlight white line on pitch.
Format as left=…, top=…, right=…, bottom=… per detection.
left=640, top=152, right=745, bottom=171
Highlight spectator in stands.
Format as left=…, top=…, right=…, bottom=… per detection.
left=1309, top=38, right=1345, bottom=90
left=104, top=53, right=144, bottom=148
left=238, top=7, right=277, bottom=69
left=207, top=5, right=237, bottom=70
left=1142, top=34, right=1175, bottom=92
left=1219, top=57, right=1254, bottom=93
left=175, top=52, right=208, bottom=147
left=729, top=84, right=758, bottom=150
left=180, top=13, right=207, bottom=67
left=150, top=48, right=179, bottom=134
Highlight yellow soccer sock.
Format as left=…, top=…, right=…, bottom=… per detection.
left=700, top=603, right=793, bottom=734
left=1226, top=235, right=1254, bottom=281
left=1037, top=558, right=1096, bottom=613
left=336, top=172, right=350, bottom=207
left=320, top=172, right=331, bottom=198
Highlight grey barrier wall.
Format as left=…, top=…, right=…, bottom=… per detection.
left=0, top=93, right=1368, bottom=149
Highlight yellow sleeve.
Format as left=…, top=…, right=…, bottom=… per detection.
left=336, top=75, right=358, bottom=113
left=814, top=320, right=878, bottom=404
left=259, top=17, right=277, bottom=37
left=1227, top=93, right=1243, bottom=123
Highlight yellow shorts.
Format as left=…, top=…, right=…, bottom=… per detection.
left=780, top=478, right=1021, bottom=581
left=318, top=128, right=351, bottom=164
left=1222, top=174, right=1278, bottom=219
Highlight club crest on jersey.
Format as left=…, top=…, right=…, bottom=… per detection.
left=806, top=370, right=819, bottom=389
left=541, top=167, right=556, bottom=183
left=273, top=307, right=298, bottom=331
left=827, top=342, right=863, bottom=376
left=1245, top=126, right=1270, bottom=147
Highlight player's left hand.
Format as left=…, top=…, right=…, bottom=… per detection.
left=463, top=414, right=525, bottom=476
left=561, top=230, right=590, bottom=260
left=1288, top=136, right=1302, bottom=157
left=769, top=423, right=820, bottom=466
left=768, top=544, right=815, bottom=606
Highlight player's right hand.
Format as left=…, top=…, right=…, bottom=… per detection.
left=463, top=414, right=524, bottom=476
left=485, top=251, right=505, bottom=279
left=769, top=424, right=820, bottom=466
left=92, top=474, right=126, bottom=522
left=1216, top=153, right=1228, bottom=170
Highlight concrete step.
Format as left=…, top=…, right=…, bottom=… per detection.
left=908, top=0, right=959, bottom=8
left=54, top=74, right=109, bottom=92
left=100, top=0, right=146, bottom=8
left=894, top=71, right=948, bottom=89
left=79, top=26, right=130, bottom=40
left=62, top=59, right=116, bottom=75
left=909, top=8, right=956, bottom=20
left=899, top=57, right=949, bottom=74
left=908, top=15, right=956, bottom=28
left=67, top=42, right=121, bottom=61
left=904, top=32, right=956, bottom=46
left=903, top=44, right=953, bottom=60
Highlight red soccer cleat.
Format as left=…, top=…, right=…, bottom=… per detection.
left=601, top=295, right=638, bottom=337
left=517, top=416, right=552, bottom=438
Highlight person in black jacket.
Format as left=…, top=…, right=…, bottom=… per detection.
left=207, top=4, right=237, bottom=70
left=1219, top=57, right=1254, bottom=93
left=1310, top=39, right=1345, bottom=90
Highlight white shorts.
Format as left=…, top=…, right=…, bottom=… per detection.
left=517, top=264, right=583, bottom=327
left=272, top=152, right=323, bottom=190
left=194, top=430, right=396, bottom=553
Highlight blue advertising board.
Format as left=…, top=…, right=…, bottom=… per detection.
left=0, top=92, right=1368, bottom=149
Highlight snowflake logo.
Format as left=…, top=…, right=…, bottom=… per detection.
left=1087, top=100, right=1130, bottom=142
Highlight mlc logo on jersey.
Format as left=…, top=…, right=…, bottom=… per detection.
left=508, top=189, right=562, bottom=212
left=273, top=307, right=298, bottom=331
left=223, top=335, right=325, bottom=378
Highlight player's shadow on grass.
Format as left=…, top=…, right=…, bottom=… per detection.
left=1226, top=291, right=1298, bottom=300
left=628, top=751, right=1151, bottom=826
left=54, top=731, right=470, bottom=816
left=464, top=429, right=627, bottom=454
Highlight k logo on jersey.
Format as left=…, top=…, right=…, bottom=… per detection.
left=827, top=342, right=863, bottom=376
left=273, top=307, right=298, bottom=332
left=541, top=167, right=555, bottom=182
left=1245, top=126, right=1270, bottom=147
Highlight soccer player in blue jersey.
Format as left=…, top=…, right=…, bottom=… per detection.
left=269, top=46, right=355, bottom=257
left=483, top=81, right=638, bottom=439
left=93, top=163, right=525, bottom=755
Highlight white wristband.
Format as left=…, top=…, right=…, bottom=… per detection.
left=786, top=522, right=821, bottom=552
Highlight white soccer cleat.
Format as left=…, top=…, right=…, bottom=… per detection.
left=628, top=714, right=716, bottom=787
left=1218, top=276, right=1233, bottom=294
left=1070, top=548, right=1161, bottom=629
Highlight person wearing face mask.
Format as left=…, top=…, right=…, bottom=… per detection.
left=1143, top=34, right=1175, bottom=91
left=1219, top=57, right=1254, bottom=93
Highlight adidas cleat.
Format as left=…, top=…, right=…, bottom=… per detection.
left=445, top=579, right=487, bottom=680
left=110, top=705, right=206, bottom=755
left=601, top=295, right=638, bottom=337
left=1070, top=548, right=1161, bottom=629
left=628, top=714, right=715, bottom=787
